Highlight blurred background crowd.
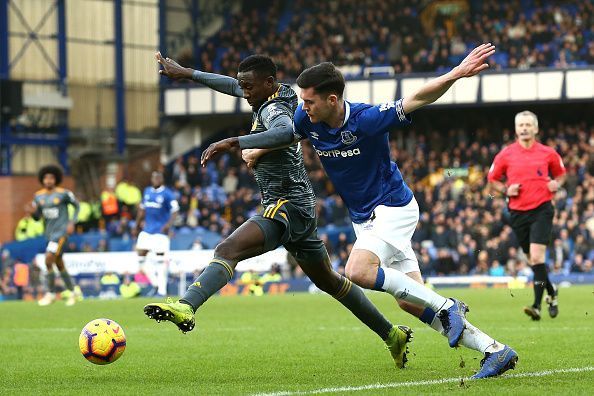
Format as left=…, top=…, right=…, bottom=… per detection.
left=184, top=0, right=594, bottom=79
left=4, top=118, right=592, bottom=288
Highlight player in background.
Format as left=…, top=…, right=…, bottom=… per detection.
left=488, top=111, right=565, bottom=320
left=144, top=54, right=415, bottom=369
left=202, top=44, right=518, bottom=379
left=30, top=165, right=80, bottom=306
left=134, top=171, right=179, bottom=296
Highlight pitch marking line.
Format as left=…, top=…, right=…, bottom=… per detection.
left=254, top=366, right=594, bottom=396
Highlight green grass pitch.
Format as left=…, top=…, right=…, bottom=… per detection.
left=1, top=286, right=593, bottom=395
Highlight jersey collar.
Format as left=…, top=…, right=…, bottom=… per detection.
left=151, top=186, right=165, bottom=193
left=267, top=85, right=281, bottom=101
left=324, top=101, right=350, bottom=133
left=342, top=101, right=351, bottom=127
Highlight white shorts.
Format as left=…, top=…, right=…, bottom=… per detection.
left=46, top=241, right=60, bottom=254
left=136, top=231, right=170, bottom=254
left=352, top=197, right=420, bottom=274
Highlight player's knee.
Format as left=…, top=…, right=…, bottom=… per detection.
left=345, top=263, right=373, bottom=288
left=45, top=254, right=55, bottom=270
left=214, top=240, right=240, bottom=261
left=529, top=252, right=546, bottom=264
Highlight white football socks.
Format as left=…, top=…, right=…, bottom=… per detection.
left=155, top=256, right=168, bottom=296
left=380, top=267, right=453, bottom=312
left=427, top=311, right=503, bottom=353
left=139, top=255, right=159, bottom=291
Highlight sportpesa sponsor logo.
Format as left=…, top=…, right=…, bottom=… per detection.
left=315, top=148, right=361, bottom=158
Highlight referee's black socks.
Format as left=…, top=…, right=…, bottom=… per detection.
left=532, top=263, right=551, bottom=309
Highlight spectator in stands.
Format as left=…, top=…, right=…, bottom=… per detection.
left=192, top=238, right=204, bottom=250
left=120, top=273, right=141, bottom=298
left=184, top=0, right=593, bottom=79
left=115, top=178, right=142, bottom=215
left=101, top=183, right=120, bottom=224
left=12, top=260, right=29, bottom=300
left=6, top=118, right=592, bottom=279
left=14, top=204, right=44, bottom=241
left=489, top=261, right=506, bottom=277
left=260, top=264, right=283, bottom=284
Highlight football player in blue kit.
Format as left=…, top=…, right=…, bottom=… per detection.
left=202, top=44, right=518, bottom=379
left=134, top=171, right=179, bottom=296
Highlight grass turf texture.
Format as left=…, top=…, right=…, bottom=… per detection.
left=1, top=286, right=593, bottom=395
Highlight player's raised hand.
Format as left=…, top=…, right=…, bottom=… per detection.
left=201, top=137, right=239, bottom=167
left=155, top=51, right=193, bottom=80
left=454, top=43, right=496, bottom=78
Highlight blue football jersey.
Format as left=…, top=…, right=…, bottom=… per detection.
left=140, top=186, right=179, bottom=234
left=293, top=98, right=413, bottom=223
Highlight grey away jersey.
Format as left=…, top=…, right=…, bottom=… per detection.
left=33, top=187, right=79, bottom=241
left=250, top=84, right=316, bottom=216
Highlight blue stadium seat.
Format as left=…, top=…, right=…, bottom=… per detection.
left=108, top=238, right=134, bottom=252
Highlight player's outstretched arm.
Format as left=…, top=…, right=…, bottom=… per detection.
left=402, top=43, right=495, bottom=114
left=155, top=51, right=243, bottom=97
left=200, top=125, right=296, bottom=166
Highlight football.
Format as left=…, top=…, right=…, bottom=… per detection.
left=79, top=318, right=126, bottom=365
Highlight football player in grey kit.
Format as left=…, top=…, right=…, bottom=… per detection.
left=30, top=165, right=81, bottom=306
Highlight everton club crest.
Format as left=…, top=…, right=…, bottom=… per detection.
left=341, top=130, right=357, bottom=145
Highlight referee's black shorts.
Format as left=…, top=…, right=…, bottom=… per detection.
left=509, top=201, right=554, bottom=254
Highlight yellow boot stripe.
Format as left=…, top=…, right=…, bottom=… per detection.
left=210, top=259, right=234, bottom=278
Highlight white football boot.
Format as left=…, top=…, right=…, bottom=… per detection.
left=38, top=292, right=56, bottom=306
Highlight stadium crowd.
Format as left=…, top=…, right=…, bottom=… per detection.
left=187, top=0, right=594, bottom=79
left=7, top=119, right=591, bottom=284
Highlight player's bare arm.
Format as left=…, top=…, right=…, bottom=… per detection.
left=133, top=206, right=145, bottom=237
left=402, top=43, right=495, bottom=114
left=161, top=211, right=177, bottom=235
left=66, top=192, right=80, bottom=235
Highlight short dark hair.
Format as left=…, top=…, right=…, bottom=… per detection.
left=238, top=55, right=277, bottom=79
left=38, top=164, right=63, bottom=185
left=296, top=62, right=345, bottom=98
